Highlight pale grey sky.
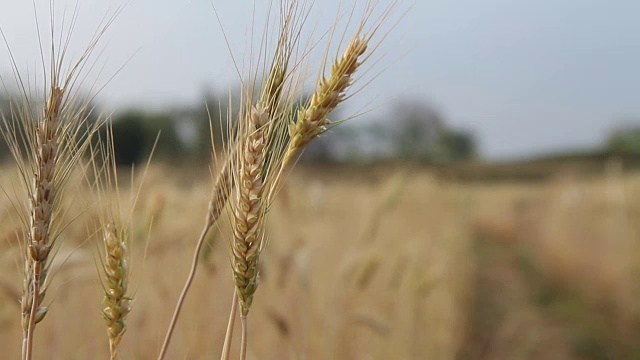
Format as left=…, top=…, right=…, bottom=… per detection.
left=1, top=0, right=639, bottom=159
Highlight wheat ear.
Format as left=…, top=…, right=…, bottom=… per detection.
left=21, top=83, right=64, bottom=360
left=161, top=5, right=295, bottom=357
left=283, top=36, right=368, bottom=165
left=2, top=8, right=119, bottom=358
left=102, top=221, right=131, bottom=360
left=219, top=24, right=293, bottom=360
left=232, top=105, right=271, bottom=317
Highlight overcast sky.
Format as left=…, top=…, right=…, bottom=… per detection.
left=0, top=0, right=639, bottom=159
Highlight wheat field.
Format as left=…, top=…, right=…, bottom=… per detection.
left=0, top=161, right=637, bottom=359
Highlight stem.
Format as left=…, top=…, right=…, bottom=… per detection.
left=158, top=161, right=231, bottom=359
left=220, top=290, right=238, bottom=360
left=22, top=322, right=28, bottom=360
left=109, top=340, right=117, bottom=360
left=24, top=261, right=41, bottom=360
left=157, top=221, right=212, bottom=360
left=240, top=317, right=248, bottom=360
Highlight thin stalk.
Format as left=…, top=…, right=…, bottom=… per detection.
left=220, top=290, right=239, bottom=360
left=240, top=317, right=248, bottom=360
left=109, top=342, right=117, bottom=360
left=157, top=219, right=212, bottom=360
left=159, top=148, right=231, bottom=359
left=24, top=261, right=41, bottom=360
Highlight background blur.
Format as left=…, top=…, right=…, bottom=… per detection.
left=1, top=1, right=640, bottom=359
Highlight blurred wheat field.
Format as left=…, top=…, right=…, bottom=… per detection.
left=1, top=162, right=639, bottom=359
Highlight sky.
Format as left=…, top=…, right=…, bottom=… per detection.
left=0, top=0, right=639, bottom=160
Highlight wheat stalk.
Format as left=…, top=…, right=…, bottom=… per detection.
left=157, top=159, right=233, bottom=360
left=0, top=7, right=119, bottom=358
left=89, top=117, right=150, bottom=360
left=20, top=82, right=64, bottom=360
left=220, top=3, right=391, bottom=358
left=160, top=4, right=296, bottom=357
left=160, top=1, right=395, bottom=358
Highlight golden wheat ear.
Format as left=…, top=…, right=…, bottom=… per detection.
left=219, top=2, right=399, bottom=359
left=274, top=0, right=402, bottom=179
left=221, top=4, right=308, bottom=356
left=158, top=3, right=302, bottom=358
left=101, top=221, right=131, bottom=359
left=288, top=36, right=368, bottom=149
left=88, top=126, right=132, bottom=360
left=91, top=114, right=160, bottom=359
left=0, top=5, right=119, bottom=359
left=229, top=4, right=300, bottom=319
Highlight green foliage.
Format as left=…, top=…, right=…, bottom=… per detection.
left=607, top=126, right=640, bottom=155
left=108, top=110, right=186, bottom=165
left=102, top=89, right=238, bottom=166
left=109, top=112, right=148, bottom=166
left=144, top=113, right=185, bottom=161
left=390, top=102, right=477, bottom=162
left=393, top=102, right=444, bottom=161
left=438, top=129, right=477, bottom=161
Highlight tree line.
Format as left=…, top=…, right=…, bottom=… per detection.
left=0, top=90, right=480, bottom=165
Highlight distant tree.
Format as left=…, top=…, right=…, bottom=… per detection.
left=144, top=113, right=185, bottom=161
left=607, top=125, right=640, bottom=155
left=392, top=101, right=445, bottom=161
left=109, top=109, right=189, bottom=165
left=439, top=129, right=477, bottom=161
left=110, top=112, right=148, bottom=166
